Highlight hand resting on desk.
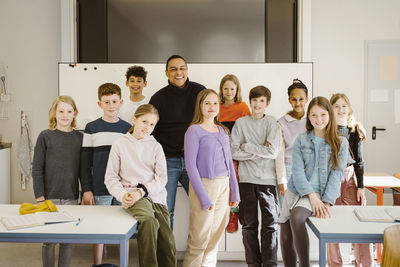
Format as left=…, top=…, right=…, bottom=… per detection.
left=308, top=192, right=331, bottom=219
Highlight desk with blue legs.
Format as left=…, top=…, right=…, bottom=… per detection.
left=364, top=174, right=400, bottom=262
left=0, top=205, right=137, bottom=267
left=307, top=206, right=399, bottom=267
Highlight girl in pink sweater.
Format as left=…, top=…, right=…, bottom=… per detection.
left=105, top=104, right=176, bottom=267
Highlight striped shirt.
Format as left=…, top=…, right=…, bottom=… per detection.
left=80, top=118, right=131, bottom=195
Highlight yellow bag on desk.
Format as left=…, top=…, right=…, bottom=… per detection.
left=19, top=200, right=58, bottom=215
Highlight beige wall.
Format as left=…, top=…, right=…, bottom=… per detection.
left=0, top=0, right=61, bottom=203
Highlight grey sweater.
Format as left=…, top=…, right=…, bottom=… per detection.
left=32, top=129, right=83, bottom=199
left=231, top=115, right=280, bottom=185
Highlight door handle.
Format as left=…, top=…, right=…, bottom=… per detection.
left=372, top=126, right=386, bottom=140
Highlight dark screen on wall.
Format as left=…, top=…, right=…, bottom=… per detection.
left=78, top=0, right=296, bottom=63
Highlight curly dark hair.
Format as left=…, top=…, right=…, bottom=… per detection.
left=125, top=65, right=147, bottom=82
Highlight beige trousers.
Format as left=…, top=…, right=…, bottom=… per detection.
left=183, top=177, right=230, bottom=267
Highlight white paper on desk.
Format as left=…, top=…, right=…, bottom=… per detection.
left=354, top=207, right=394, bottom=222
left=395, top=90, right=400, bottom=124
left=1, top=214, right=45, bottom=230
left=1, top=211, right=77, bottom=230
left=385, top=208, right=400, bottom=221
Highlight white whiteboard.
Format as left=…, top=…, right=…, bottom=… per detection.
left=59, top=63, right=313, bottom=129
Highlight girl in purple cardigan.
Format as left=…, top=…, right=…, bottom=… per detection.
left=183, top=89, right=240, bottom=267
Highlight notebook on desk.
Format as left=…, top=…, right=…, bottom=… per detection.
left=354, top=207, right=400, bottom=223
left=1, top=211, right=77, bottom=230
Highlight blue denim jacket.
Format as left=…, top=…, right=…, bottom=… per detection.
left=287, top=131, right=349, bottom=205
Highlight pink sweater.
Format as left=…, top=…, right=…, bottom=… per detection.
left=104, top=133, right=168, bottom=205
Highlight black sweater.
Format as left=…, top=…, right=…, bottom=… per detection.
left=149, top=79, right=205, bottom=157
left=338, top=125, right=364, bottom=188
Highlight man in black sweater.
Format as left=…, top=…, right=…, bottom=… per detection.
left=150, top=55, right=205, bottom=229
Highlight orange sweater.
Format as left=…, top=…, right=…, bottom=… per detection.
left=219, top=102, right=251, bottom=122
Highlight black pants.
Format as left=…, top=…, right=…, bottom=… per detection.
left=239, top=183, right=279, bottom=267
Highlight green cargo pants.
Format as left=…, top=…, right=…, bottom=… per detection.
left=126, top=197, right=177, bottom=267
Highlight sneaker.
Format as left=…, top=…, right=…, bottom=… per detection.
left=226, top=209, right=239, bottom=233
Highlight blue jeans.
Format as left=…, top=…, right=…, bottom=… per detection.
left=94, top=195, right=113, bottom=205
left=166, top=157, right=189, bottom=229
left=94, top=195, right=121, bottom=206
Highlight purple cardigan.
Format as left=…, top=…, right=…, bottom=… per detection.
left=184, top=124, right=240, bottom=210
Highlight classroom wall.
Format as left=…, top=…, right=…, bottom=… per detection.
left=305, top=0, right=400, bottom=122
left=1, top=0, right=400, bottom=203
left=0, top=0, right=61, bottom=203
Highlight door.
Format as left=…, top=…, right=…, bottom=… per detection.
left=364, top=41, right=400, bottom=174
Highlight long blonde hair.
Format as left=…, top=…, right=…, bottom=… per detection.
left=330, top=93, right=356, bottom=133
left=306, top=96, right=342, bottom=170
left=219, top=74, right=243, bottom=104
left=128, top=104, right=159, bottom=134
left=190, top=89, right=229, bottom=134
left=48, top=95, right=78, bottom=130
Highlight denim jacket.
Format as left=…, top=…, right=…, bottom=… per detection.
left=287, top=131, right=349, bottom=205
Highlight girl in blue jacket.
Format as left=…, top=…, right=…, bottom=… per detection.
left=278, top=96, right=349, bottom=267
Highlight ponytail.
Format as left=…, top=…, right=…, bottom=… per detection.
left=287, top=78, right=308, bottom=97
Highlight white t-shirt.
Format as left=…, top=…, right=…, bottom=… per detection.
left=119, top=97, right=149, bottom=124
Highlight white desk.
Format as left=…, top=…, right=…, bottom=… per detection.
left=364, top=175, right=400, bottom=205
left=307, top=206, right=400, bottom=267
left=0, top=205, right=137, bottom=267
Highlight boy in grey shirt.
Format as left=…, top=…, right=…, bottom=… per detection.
left=231, top=86, right=285, bottom=267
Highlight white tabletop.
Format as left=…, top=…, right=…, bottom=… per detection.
left=364, top=175, right=400, bottom=188
left=0, top=205, right=137, bottom=239
left=308, top=205, right=399, bottom=238
left=307, top=205, right=400, bottom=266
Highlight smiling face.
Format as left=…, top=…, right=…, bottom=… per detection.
left=308, top=104, right=330, bottom=135
left=250, top=96, right=269, bottom=117
left=98, top=94, right=123, bottom=121
left=126, top=75, right=147, bottom=96
left=201, top=93, right=219, bottom=121
left=289, top=88, right=308, bottom=114
left=222, top=80, right=238, bottom=104
left=165, top=58, right=188, bottom=88
left=332, top=97, right=351, bottom=126
left=55, top=101, right=76, bottom=130
left=132, top=113, right=158, bottom=140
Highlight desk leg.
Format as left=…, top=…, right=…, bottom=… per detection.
left=319, top=239, right=326, bottom=267
left=377, top=244, right=382, bottom=264
left=377, top=188, right=384, bottom=206
left=376, top=187, right=383, bottom=263
left=120, top=239, right=128, bottom=267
